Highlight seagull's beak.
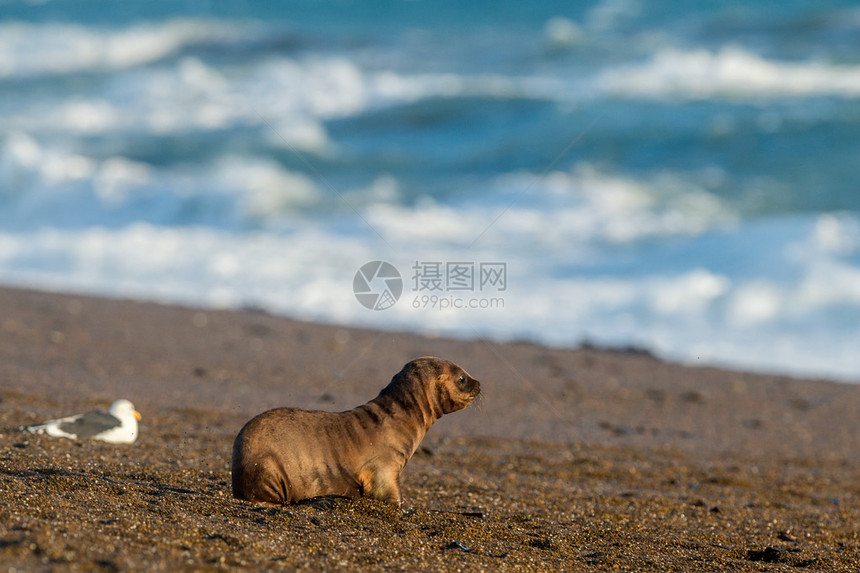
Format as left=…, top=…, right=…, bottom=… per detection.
left=134, top=410, right=142, bottom=421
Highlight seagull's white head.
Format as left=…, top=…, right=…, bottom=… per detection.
left=110, top=399, right=141, bottom=423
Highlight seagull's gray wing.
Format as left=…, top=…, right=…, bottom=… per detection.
left=57, top=410, right=121, bottom=438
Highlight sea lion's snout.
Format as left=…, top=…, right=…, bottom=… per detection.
left=455, top=370, right=480, bottom=395
left=440, top=365, right=480, bottom=413
left=462, top=374, right=480, bottom=398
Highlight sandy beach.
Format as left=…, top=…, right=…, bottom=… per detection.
left=0, top=285, right=858, bottom=571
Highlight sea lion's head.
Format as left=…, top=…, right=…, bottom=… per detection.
left=399, top=356, right=481, bottom=414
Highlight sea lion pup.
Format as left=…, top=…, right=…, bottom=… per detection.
left=231, top=357, right=480, bottom=506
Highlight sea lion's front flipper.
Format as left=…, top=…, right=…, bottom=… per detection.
left=358, top=462, right=402, bottom=505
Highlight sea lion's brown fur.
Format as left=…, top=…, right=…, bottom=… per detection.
left=231, top=357, right=480, bottom=505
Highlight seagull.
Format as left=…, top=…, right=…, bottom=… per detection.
left=24, top=399, right=141, bottom=444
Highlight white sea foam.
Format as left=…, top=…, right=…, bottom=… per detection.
left=6, top=18, right=859, bottom=160
left=2, top=151, right=859, bottom=380
left=457, top=166, right=736, bottom=249
left=2, top=15, right=860, bottom=382
left=0, top=139, right=345, bottom=229
left=601, top=46, right=860, bottom=99
left=586, top=0, right=641, bottom=31
left=2, top=213, right=859, bottom=381
left=14, top=39, right=852, bottom=165
left=543, top=17, right=585, bottom=50
left=1, top=51, right=578, bottom=169
left=0, top=19, right=246, bottom=78
left=0, top=17, right=563, bottom=114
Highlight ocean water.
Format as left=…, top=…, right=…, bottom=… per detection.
left=2, top=0, right=860, bottom=381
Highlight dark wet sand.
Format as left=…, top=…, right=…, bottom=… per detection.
left=1, top=286, right=858, bottom=571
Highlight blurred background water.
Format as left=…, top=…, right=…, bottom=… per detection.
left=2, top=0, right=860, bottom=381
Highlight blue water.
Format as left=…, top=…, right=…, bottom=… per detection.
left=2, top=0, right=860, bottom=381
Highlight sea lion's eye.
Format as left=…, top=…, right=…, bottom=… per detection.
left=457, top=373, right=467, bottom=387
